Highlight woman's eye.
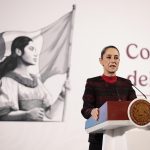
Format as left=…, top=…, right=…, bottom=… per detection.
left=107, top=57, right=111, bottom=59
left=29, top=46, right=34, bottom=51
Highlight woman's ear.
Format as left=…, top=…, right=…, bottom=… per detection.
left=99, top=58, right=104, bottom=66
left=15, top=48, right=22, bottom=56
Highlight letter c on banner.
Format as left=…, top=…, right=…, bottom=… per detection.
left=126, top=43, right=138, bottom=59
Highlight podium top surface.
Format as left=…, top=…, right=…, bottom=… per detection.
left=85, top=120, right=133, bottom=133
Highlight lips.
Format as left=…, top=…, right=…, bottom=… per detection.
left=110, top=65, right=116, bottom=68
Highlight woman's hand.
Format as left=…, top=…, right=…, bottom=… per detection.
left=26, top=108, right=45, bottom=121
left=63, top=79, right=71, bottom=91
left=91, top=108, right=99, bottom=120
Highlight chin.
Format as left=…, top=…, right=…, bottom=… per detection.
left=21, top=58, right=36, bottom=66
left=109, top=69, right=115, bottom=72
left=108, top=71, right=116, bottom=74
left=25, top=62, right=36, bottom=66
left=110, top=69, right=118, bottom=72
left=30, top=63, right=36, bottom=65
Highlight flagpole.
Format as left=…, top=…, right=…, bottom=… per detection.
left=62, top=4, right=76, bottom=121
left=68, top=4, right=76, bottom=71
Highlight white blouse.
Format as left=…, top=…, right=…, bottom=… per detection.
left=0, top=72, right=53, bottom=116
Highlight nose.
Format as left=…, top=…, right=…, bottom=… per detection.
left=110, top=57, right=115, bottom=62
left=34, top=48, right=38, bottom=57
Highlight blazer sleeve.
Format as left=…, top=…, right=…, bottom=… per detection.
left=127, top=80, right=137, bottom=101
left=81, top=79, right=96, bottom=119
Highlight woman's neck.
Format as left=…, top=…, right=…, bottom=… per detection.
left=102, top=74, right=117, bottom=83
left=14, top=64, right=31, bottom=79
left=103, top=72, right=116, bottom=77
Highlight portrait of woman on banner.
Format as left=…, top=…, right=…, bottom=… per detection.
left=0, top=36, right=68, bottom=121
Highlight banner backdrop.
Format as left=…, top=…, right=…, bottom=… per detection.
left=0, top=0, right=150, bottom=150
left=0, top=7, right=75, bottom=122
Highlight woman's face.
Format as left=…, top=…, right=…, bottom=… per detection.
left=21, top=41, right=38, bottom=65
left=100, top=47, right=120, bottom=76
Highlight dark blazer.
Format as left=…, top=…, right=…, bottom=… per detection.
left=81, top=76, right=137, bottom=143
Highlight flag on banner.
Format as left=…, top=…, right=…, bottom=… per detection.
left=0, top=5, right=76, bottom=121
left=0, top=7, right=75, bottom=82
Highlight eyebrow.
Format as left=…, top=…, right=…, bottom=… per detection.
left=106, top=54, right=119, bottom=56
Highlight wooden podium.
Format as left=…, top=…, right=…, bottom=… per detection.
left=85, top=101, right=150, bottom=150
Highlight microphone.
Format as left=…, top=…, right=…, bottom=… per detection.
left=115, top=86, right=121, bottom=101
left=131, top=83, right=147, bottom=99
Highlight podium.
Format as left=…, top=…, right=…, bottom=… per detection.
left=85, top=101, right=150, bottom=150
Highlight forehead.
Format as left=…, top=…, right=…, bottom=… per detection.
left=26, top=41, right=34, bottom=47
left=23, top=41, right=34, bottom=50
left=104, top=48, right=119, bottom=55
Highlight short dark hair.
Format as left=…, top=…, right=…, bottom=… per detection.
left=100, top=45, right=119, bottom=59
